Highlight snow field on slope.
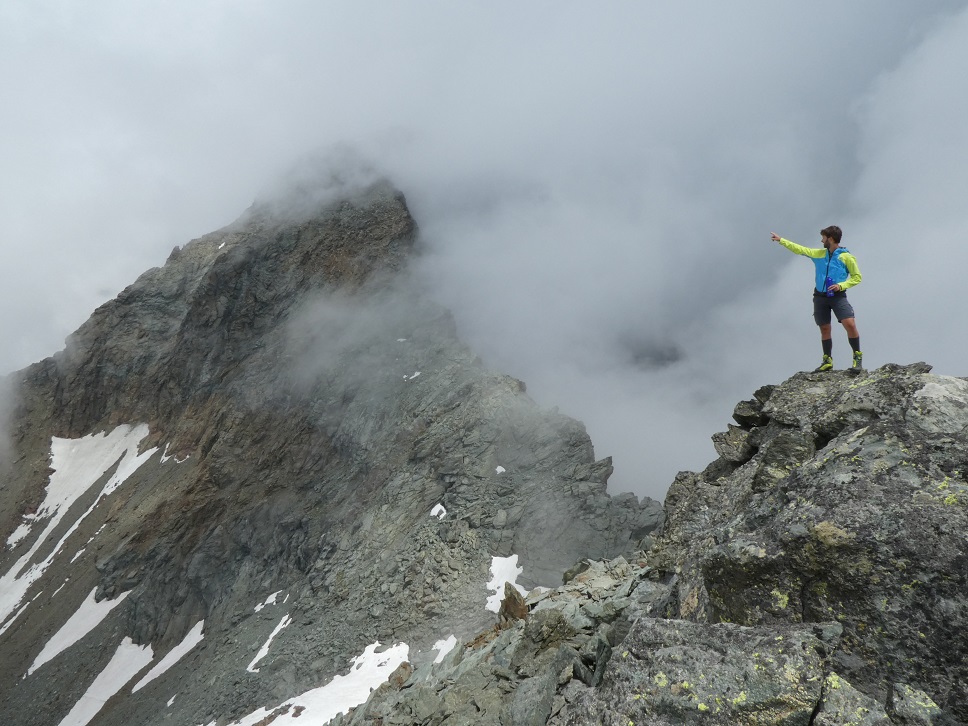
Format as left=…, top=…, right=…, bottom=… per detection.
left=0, top=425, right=156, bottom=635
left=42, top=614, right=206, bottom=724
left=55, top=637, right=154, bottom=726
left=26, top=449, right=530, bottom=725
left=2, top=426, right=215, bottom=721
left=132, top=620, right=206, bottom=692
left=203, top=642, right=411, bottom=726
left=247, top=614, right=294, bottom=673
left=26, top=588, right=131, bottom=676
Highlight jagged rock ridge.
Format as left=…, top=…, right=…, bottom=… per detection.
left=0, top=179, right=662, bottom=725
left=333, top=363, right=967, bottom=725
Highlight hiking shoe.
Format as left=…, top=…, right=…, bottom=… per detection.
left=814, top=355, right=833, bottom=372
left=851, top=350, right=863, bottom=370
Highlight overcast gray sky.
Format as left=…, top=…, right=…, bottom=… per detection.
left=3, top=1, right=968, bottom=499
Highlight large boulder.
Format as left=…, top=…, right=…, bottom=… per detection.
left=654, top=363, right=968, bottom=720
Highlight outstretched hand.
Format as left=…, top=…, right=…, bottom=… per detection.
left=770, top=232, right=781, bottom=242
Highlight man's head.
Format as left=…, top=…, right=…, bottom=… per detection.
left=821, top=225, right=842, bottom=249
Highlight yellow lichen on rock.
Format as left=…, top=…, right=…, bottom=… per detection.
left=813, top=521, right=854, bottom=547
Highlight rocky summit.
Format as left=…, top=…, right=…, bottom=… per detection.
left=330, top=363, right=968, bottom=725
left=0, top=180, right=965, bottom=726
left=0, top=179, right=662, bottom=726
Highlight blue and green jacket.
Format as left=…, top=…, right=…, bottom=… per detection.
left=777, top=238, right=862, bottom=293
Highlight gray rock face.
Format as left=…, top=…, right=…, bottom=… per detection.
left=656, top=364, right=967, bottom=720
left=0, top=180, right=661, bottom=725
left=332, top=364, right=966, bottom=724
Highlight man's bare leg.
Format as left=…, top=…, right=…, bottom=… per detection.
left=815, top=324, right=834, bottom=371
left=842, top=317, right=862, bottom=371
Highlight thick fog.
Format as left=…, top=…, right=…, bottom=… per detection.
left=3, top=1, right=967, bottom=498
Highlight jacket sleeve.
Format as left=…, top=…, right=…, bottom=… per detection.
left=777, top=238, right=826, bottom=258
left=838, top=253, right=862, bottom=290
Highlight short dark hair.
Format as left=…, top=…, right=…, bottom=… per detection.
left=821, top=225, right=842, bottom=244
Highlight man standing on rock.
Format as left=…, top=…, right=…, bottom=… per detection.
left=770, top=226, right=863, bottom=372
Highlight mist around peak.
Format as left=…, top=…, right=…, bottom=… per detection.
left=282, top=276, right=447, bottom=394
left=247, top=147, right=393, bottom=226
left=4, top=1, right=968, bottom=500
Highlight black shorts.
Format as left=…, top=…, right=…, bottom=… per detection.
left=813, top=293, right=855, bottom=326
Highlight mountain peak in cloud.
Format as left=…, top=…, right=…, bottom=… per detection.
left=0, top=177, right=662, bottom=725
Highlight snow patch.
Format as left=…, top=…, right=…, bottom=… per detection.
left=246, top=614, right=293, bottom=673
left=69, top=524, right=107, bottom=564
left=495, top=465, right=506, bottom=474
left=430, top=504, right=447, bottom=520
left=485, top=555, right=528, bottom=612
left=406, top=371, right=421, bottom=380
left=205, top=641, right=409, bottom=726
left=168, top=695, right=177, bottom=707
left=0, top=425, right=156, bottom=635
left=132, top=620, right=205, bottom=692
left=254, top=591, right=283, bottom=612
left=6, top=522, right=32, bottom=548
left=161, top=443, right=190, bottom=464
left=28, top=588, right=131, bottom=676
left=433, top=635, right=458, bottom=663
left=56, top=637, right=153, bottom=726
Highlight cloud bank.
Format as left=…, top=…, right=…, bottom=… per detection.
left=2, top=1, right=967, bottom=498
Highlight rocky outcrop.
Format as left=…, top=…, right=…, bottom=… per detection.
left=0, top=179, right=661, bottom=726
left=333, top=363, right=966, bottom=724
left=657, top=363, right=967, bottom=719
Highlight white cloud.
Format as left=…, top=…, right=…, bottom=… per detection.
left=2, top=1, right=966, bottom=499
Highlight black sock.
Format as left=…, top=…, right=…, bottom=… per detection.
left=822, top=339, right=833, bottom=357
left=848, top=337, right=860, bottom=353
